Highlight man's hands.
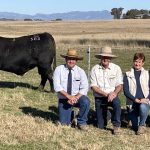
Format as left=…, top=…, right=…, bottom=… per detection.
left=67, top=95, right=79, bottom=105
left=108, top=91, right=117, bottom=102
left=91, top=85, right=122, bottom=102
left=60, top=90, right=81, bottom=105
left=135, top=98, right=149, bottom=104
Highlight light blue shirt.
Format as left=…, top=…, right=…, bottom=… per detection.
left=53, top=64, right=89, bottom=99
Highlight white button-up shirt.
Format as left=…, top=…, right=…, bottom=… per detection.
left=53, top=64, right=89, bottom=99
left=90, top=63, right=123, bottom=97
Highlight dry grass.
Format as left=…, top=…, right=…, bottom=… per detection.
left=0, top=20, right=150, bottom=149
left=1, top=19, right=150, bottom=46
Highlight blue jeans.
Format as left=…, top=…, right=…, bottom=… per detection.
left=58, top=95, right=90, bottom=125
left=128, top=103, right=149, bottom=128
left=95, top=97, right=121, bottom=129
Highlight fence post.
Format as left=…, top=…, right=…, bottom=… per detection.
left=87, top=45, right=91, bottom=85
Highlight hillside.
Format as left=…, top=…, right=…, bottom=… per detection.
left=0, top=10, right=112, bottom=20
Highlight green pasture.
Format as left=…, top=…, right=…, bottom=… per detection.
left=0, top=47, right=150, bottom=150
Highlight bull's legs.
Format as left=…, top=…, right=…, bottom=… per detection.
left=48, top=72, right=54, bottom=92
left=38, top=75, right=47, bottom=91
left=38, top=66, right=48, bottom=91
left=46, top=65, right=55, bottom=92
left=38, top=65, right=54, bottom=92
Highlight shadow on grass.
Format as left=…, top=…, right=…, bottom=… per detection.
left=121, top=108, right=130, bottom=128
left=0, top=81, right=52, bottom=93
left=0, top=81, right=38, bottom=90
left=19, top=106, right=132, bottom=129
left=87, top=108, right=97, bottom=126
left=146, top=115, right=150, bottom=127
left=88, top=107, right=130, bottom=128
left=19, top=106, right=59, bottom=123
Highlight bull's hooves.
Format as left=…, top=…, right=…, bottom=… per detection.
left=38, top=87, right=44, bottom=92
left=50, top=90, right=55, bottom=93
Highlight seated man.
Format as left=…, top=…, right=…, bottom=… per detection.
left=53, top=48, right=90, bottom=130
left=90, top=46, right=123, bottom=135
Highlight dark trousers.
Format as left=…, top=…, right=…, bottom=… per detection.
left=95, top=97, right=121, bottom=129
left=58, top=95, right=90, bottom=125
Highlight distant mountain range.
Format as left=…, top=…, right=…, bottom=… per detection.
left=0, top=10, right=113, bottom=20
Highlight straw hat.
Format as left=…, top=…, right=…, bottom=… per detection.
left=95, top=46, right=117, bottom=59
left=60, top=48, right=83, bottom=60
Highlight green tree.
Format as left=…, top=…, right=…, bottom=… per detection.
left=111, top=7, right=124, bottom=19
left=123, top=9, right=150, bottom=19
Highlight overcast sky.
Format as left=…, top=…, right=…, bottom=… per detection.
left=1, top=0, right=149, bottom=15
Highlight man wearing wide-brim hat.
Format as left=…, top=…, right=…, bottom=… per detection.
left=90, top=46, right=123, bottom=135
left=53, top=48, right=90, bottom=131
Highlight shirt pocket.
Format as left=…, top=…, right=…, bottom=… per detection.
left=109, top=75, right=116, bottom=87
left=73, top=76, right=81, bottom=90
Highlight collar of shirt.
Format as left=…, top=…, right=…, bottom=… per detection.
left=64, top=64, right=76, bottom=71
left=99, top=63, right=111, bottom=70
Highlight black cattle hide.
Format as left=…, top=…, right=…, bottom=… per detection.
left=0, top=32, right=56, bottom=92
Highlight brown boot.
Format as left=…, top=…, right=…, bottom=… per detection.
left=137, top=126, right=146, bottom=135
left=113, top=126, right=121, bottom=135
left=77, top=124, right=88, bottom=131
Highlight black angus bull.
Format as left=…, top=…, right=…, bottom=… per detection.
left=0, top=32, right=56, bottom=92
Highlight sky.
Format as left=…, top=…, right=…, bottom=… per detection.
left=0, top=0, right=150, bottom=15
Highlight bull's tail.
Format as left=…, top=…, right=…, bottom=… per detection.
left=49, top=50, right=56, bottom=92
left=53, top=53, right=56, bottom=71
left=52, top=38, right=56, bottom=71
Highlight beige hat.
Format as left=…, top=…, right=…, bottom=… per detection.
left=60, top=48, right=83, bottom=60
left=95, top=46, right=117, bottom=59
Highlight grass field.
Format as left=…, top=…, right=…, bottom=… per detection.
left=0, top=20, right=150, bottom=150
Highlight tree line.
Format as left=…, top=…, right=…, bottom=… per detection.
left=111, top=8, right=150, bottom=19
